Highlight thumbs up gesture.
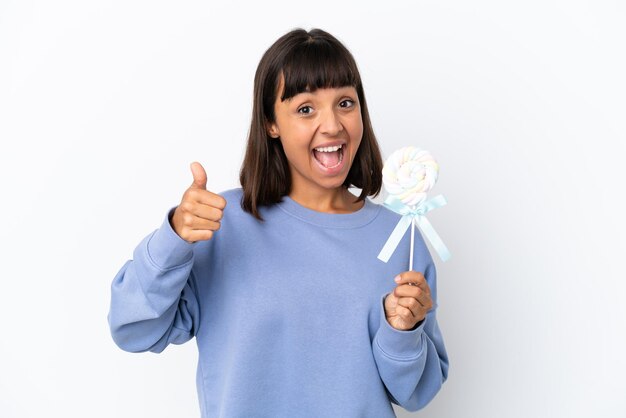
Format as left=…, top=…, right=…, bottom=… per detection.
left=170, top=162, right=227, bottom=243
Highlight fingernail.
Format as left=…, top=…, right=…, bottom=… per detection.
left=394, top=275, right=401, bottom=282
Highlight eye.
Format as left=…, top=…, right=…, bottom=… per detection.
left=297, top=105, right=313, bottom=115
left=339, top=99, right=355, bottom=108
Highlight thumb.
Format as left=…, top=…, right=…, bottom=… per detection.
left=189, top=161, right=207, bottom=190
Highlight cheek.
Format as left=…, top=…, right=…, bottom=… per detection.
left=349, top=115, right=364, bottom=141
left=278, top=116, right=307, bottom=136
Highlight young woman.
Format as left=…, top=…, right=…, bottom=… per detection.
left=108, top=27, right=449, bottom=417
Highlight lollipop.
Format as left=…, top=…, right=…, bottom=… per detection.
left=378, top=146, right=451, bottom=268
left=382, top=147, right=439, bottom=206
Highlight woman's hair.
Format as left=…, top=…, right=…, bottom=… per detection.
left=239, top=27, right=383, bottom=221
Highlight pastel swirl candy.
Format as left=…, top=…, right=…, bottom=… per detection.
left=382, top=146, right=439, bottom=207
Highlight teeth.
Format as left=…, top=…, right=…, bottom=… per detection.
left=314, top=144, right=342, bottom=152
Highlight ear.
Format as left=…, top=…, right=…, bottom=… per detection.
left=266, top=121, right=279, bottom=139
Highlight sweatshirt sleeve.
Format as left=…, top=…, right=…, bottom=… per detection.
left=372, top=260, right=449, bottom=411
left=107, top=206, right=201, bottom=353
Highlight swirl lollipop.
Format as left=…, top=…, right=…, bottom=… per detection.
left=378, top=146, right=451, bottom=268
left=382, top=147, right=439, bottom=207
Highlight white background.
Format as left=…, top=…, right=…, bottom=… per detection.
left=1, top=1, right=625, bottom=417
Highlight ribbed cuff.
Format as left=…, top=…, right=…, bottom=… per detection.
left=146, top=205, right=195, bottom=270
left=376, top=292, right=426, bottom=357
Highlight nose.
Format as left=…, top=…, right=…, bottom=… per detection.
left=319, top=109, right=344, bottom=136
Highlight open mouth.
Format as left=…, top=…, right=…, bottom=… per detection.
left=312, top=144, right=344, bottom=169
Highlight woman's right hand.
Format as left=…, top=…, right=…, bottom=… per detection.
left=170, top=162, right=227, bottom=243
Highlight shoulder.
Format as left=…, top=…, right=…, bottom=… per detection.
left=217, top=187, right=243, bottom=206
left=208, top=187, right=245, bottom=220
left=217, top=187, right=284, bottom=221
left=215, top=187, right=259, bottom=222
left=372, top=198, right=403, bottom=225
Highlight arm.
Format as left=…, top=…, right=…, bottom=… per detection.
left=107, top=206, right=201, bottom=353
left=372, top=261, right=449, bottom=411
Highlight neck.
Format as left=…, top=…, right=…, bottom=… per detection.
left=288, top=186, right=364, bottom=214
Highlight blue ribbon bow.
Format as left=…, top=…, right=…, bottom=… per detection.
left=377, top=194, right=451, bottom=263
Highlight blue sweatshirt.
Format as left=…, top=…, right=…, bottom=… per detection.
left=108, top=188, right=448, bottom=417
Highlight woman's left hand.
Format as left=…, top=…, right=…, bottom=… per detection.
left=384, top=271, right=433, bottom=331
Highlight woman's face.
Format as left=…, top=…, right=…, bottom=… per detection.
left=267, top=76, right=363, bottom=198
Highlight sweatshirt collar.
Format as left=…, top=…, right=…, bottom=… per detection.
left=276, top=194, right=381, bottom=229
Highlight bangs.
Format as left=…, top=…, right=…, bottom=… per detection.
left=279, top=39, right=359, bottom=101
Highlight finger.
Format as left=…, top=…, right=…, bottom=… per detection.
left=190, top=162, right=208, bottom=190
left=190, top=202, right=223, bottom=222
left=179, top=211, right=222, bottom=230
left=398, top=290, right=433, bottom=312
left=394, top=271, right=429, bottom=291
left=185, top=229, right=215, bottom=243
left=396, top=304, right=415, bottom=319
left=394, top=283, right=424, bottom=299
left=397, top=296, right=420, bottom=312
left=398, top=296, right=428, bottom=319
left=186, top=188, right=227, bottom=210
left=197, top=190, right=227, bottom=210
left=395, top=282, right=433, bottom=309
left=191, top=218, right=221, bottom=231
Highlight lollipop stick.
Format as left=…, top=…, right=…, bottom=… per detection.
left=409, top=217, right=415, bottom=271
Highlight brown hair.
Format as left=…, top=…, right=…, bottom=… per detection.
left=239, top=28, right=383, bottom=221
